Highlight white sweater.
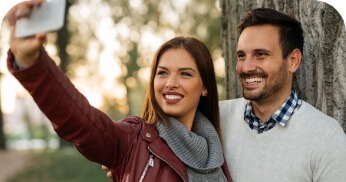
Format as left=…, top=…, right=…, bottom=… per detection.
left=220, top=98, right=346, bottom=182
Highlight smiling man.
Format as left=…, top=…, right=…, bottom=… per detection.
left=220, top=8, right=346, bottom=182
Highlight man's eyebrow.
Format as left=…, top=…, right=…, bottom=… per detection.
left=236, top=50, right=245, bottom=54
left=235, top=49, right=271, bottom=54
left=254, top=48, right=270, bottom=53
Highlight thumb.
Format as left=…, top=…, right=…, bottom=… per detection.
left=34, top=32, right=47, bottom=46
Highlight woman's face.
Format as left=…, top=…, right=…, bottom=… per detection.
left=154, top=48, right=206, bottom=128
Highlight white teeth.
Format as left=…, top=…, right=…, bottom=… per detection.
left=165, top=95, right=182, bottom=100
left=245, top=77, right=263, bottom=83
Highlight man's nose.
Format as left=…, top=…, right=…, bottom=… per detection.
left=240, top=57, right=257, bottom=73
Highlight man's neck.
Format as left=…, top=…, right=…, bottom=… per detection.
left=251, top=91, right=291, bottom=123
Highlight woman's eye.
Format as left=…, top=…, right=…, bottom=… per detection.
left=181, top=72, right=192, bottom=77
left=157, top=71, right=167, bottom=76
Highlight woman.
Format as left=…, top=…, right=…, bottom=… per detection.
left=6, top=1, right=232, bottom=181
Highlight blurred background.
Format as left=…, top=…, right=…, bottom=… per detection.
left=0, top=0, right=345, bottom=181
left=0, top=0, right=226, bottom=181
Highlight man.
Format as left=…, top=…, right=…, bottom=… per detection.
left=220, top=8, right=346, bottom=181
left=99, top=7, right=346, bottom=181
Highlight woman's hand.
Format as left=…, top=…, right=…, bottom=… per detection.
left=7, top=0, right=47, bottom=69
left=101, top=165, right=113, bottom=179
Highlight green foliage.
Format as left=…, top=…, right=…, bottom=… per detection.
left=7, top=148, right=108, bottom=182
left=63, top=0, right=225, bottom=117
left=29, top=124, right=55, bottom=140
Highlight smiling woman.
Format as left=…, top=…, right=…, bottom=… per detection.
left=153, top=48, right=206, bottom=129
left=5, top=2, right=232, bottom=181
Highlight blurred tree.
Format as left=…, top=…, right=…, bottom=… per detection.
left=57, top=0, right=74, bottom=73
left=0, top=28, right=6, bottom=149
left=63, top=0, right=225, bottom=119
left=56, top=0, right=73, bottom=148
left=0, top=72, right=6, bottom=150
left=66, top=0, right=128, bottom=119
left=103, top=0, right=225, bottom=116
left=220, top=0, right=346, bottom=132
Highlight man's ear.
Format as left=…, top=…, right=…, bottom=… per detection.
left=287, top=49, right=302, bottom=73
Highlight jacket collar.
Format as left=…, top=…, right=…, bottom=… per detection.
left=141, top=122, right=189, bottom=181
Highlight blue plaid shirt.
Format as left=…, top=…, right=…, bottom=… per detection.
left=244, top=89, right=302, bottom=134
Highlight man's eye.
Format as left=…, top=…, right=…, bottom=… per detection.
left=237, top=53, right=245, bottom=60
left=256, top=52, right=268, bottom=58
left=237, top=53, right=244, bottom=58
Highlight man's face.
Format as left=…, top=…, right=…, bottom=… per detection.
left=236, top=24, right=291, bottom=103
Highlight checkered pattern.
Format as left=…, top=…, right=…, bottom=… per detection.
left=244, top=89, right=302, bottom=134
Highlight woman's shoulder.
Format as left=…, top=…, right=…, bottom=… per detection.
left=119, top=116, right=143, bottom=124
left=119, top=116, right=159, bottom=139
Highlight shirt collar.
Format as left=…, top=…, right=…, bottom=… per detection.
left=244, top=89, right=302, bottom=128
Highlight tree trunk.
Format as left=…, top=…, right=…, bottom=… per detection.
left=220, top=0, right=346, bottom=132
left=0, top=118, right=5, bottom=150
left=57, top=0, right=73, bottom=148
left=0, top=73, right=6, bottom=150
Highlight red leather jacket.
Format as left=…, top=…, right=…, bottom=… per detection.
left=7, top=50, right=232, bottom=182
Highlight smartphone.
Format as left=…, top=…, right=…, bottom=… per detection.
left=15, top=0, right=66, bottom=38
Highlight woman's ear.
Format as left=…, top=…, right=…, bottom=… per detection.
left=287, top=49, right=302, bottom=73
left=202, top=89, right=208, bottom=97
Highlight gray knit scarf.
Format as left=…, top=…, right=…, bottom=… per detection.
left=156, top=111, right=227, bottom=182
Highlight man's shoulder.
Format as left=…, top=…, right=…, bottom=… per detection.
left=219, top=98, right=247, bottom=119
left=219, top=98, right=247, bottom=107
left=299, top=101, right=337, bottom=122
left=296, top=101, right=344, bottom=134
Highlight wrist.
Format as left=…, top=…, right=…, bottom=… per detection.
left=13, top=49, right=41, bottom=69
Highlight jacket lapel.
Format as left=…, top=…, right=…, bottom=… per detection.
left=141, top=123, right=188, bottom=180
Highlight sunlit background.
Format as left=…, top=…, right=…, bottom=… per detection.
left=0, top=0, right=345, bottom=181
left=0, top=0, right=226, bottom=150
left=0, top=0, right=344, bottom=150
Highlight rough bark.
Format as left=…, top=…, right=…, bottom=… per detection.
left=220, top=0, right=346, bottom=132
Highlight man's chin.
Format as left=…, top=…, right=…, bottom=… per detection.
left=243, top=91, right=263, bottom=101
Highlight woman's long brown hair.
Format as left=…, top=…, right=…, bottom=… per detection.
left=141, top=36, right=221, bottom=138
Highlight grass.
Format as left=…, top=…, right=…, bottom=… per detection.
left=7, top=148, right=110, bottom=182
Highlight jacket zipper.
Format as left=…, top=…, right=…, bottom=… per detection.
left=148, top=147, right=186, bottom=182
left=139, top=154, right=154, bottom=182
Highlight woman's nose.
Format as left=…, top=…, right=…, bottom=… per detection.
left=165, top=75, right=179, bottom=89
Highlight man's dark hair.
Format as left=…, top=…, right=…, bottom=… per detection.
left=238, top=8, right=304, bottom=58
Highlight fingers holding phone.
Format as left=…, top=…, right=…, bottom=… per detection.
left=15, top=0, right=66, bottom=38
left=101, top=165, right=113, bottom=179
left=7, top=0, right=45, bottom=26
left=6, top=0, right=65, bottom=68
left=7, top=0, right=46, bottom=68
